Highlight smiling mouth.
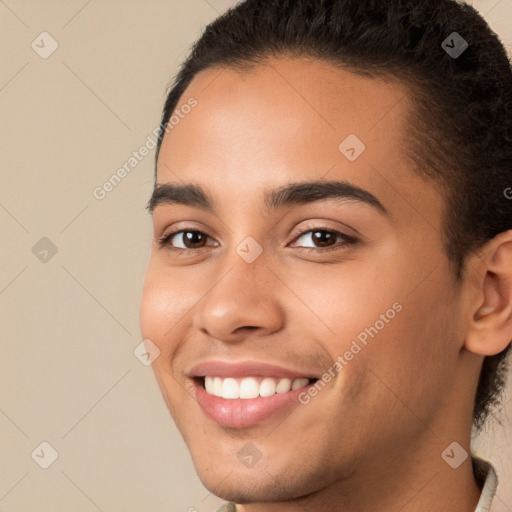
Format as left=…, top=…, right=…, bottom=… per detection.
left=198, top=375, right=318, bottom=399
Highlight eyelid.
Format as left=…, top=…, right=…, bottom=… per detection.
left=157, top=219, right=215, bottom=242
left=287, top=225, right=358, bottom=249
left=157, top=227, right=218, bottom=249
left=287, top=220, right=358, bottom=245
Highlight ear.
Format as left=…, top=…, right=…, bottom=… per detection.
left=465, top=230, right=512, bottom=356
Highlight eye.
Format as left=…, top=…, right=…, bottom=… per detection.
left=289, top=227, right=357, bottom=251
left=157, top=226, right=357, bottom=256
left=157, top=229, right=218, bottom=252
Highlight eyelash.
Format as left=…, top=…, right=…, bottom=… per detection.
left=157, top=226, right=358, bottom=256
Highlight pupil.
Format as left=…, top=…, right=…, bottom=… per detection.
left=313, top=231, right=334, bottom=247
left=185, top=231, right=204, bottom=248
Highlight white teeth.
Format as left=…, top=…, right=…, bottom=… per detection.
left=204, top=376, right=215, bottom=395
left=222, top=378, right=239, bottom=399
left=291, top=378, right=309, bottom=390
left=259, top=377, right=276, bottom=397
left=213, top=377, right=223, bottom=397
left=276, top=378, right=292, bottom=393
left=239, top=377, right=260, bottom=399
left=203, top=376, right=311, bottom=399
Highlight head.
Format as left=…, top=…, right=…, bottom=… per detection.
left=140, top=0, right=512, bottom=505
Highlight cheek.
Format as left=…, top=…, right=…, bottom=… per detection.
left=300, top=252, right=457, bottom=407
left=140, top=281, right=167, bottom=342
left=354, top=274, right=461, bottom=423
left=286, top=258, right=402, bottom=346
left=139, top=264, right=190, bottom=352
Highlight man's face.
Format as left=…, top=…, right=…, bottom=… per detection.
left=140, top=58, right=470, bottom=503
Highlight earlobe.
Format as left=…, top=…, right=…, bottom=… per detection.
left=465, top=231, right=512, bottom=357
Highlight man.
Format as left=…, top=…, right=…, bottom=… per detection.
left=139, top=0, right=512, bottom=510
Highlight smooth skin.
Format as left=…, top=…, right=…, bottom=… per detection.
left=140, top=57, right=512, bottom=512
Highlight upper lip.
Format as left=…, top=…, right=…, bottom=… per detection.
left=187, top=360, right=319, bottom=380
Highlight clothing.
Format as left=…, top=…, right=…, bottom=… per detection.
left=214, top=457, right=498, bottom=512
left=473, top=457, right=498, bottom=512
left=215, top=503, right=237, bottom=512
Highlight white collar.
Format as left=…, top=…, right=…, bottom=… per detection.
left=473, top=457, right=499, bottom=512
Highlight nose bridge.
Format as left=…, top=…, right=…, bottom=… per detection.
left=212, top=213, right=272, bottom=292
left=192, top=242, right=284, bottom=340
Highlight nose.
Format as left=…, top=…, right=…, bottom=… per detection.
left=192, top=257, right=285, bottom=343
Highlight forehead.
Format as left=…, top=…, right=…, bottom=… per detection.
left=160, top=57, right=410, bottom=165
left=156, top=56, right=441, bottom=228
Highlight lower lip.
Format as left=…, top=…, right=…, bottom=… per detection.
left=194, top=380, right=313, bottom=428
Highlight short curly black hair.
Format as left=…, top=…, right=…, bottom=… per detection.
left=154, top=0, right=512, bottom=430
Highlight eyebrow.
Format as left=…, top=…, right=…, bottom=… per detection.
left=146, top=180, right=388, bottom=216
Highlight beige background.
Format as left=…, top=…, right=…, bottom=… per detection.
left=0, top=1, right=511, bottom=510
